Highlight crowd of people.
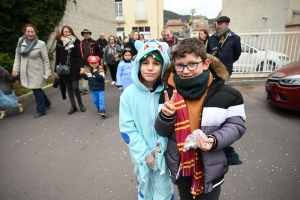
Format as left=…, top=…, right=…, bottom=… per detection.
left=0, top=15, right=246, bottom=200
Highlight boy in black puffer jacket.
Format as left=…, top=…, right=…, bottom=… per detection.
left=81, top=56, right=106, bottom=117
left=155, top=38, right=246, bottom=200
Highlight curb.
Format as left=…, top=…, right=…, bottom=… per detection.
left=17, top=84, right=54, bottom=102
left=228, top=79, right=266, bottom=85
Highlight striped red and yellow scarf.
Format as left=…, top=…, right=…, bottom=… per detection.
left=168, top=72, right=213, bottom=198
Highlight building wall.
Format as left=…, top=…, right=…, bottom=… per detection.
left=119, top=0, right=164, bottom=40
left=46, top=0, right=116, bottom=72
left=221, top=0, right=291, bottom=32
left=47, top=0, right=116, bottom=50
left=286, top=0, right=300, bottom=24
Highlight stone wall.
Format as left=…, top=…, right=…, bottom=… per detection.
left=47, top=0, right=116, bottom=71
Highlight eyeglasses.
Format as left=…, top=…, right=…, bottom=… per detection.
left=173, top=61, right=203, bottom=72
left=164, top=34, right=170, bottom=37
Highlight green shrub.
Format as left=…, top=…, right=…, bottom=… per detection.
left=0, top=53, right=14, bottom=72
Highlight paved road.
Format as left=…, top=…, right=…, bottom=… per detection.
left=1, top=80, right=299, bottom=200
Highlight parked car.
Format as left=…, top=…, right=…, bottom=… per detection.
left=234, top=42, right=290, bottom=72
left=265, top=61, right=300, bottom=111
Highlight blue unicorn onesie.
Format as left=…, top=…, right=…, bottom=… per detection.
left=119, top=40, right=174, bottom=200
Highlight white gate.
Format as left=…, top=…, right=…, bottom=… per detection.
left=232, top=30, right=300, bottom=78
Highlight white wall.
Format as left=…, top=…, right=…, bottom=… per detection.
left=221, top=0, right=290, bottom=32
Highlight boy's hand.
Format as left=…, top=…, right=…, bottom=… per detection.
left=146, top=154, right=155, bottom=167
left=118, top=87, right=123, bottom=91
left=80, top=68, right=85, bottom=74
left=161, top=90, right=177, bottom=116
left=155, top=142, right=161, bottom=153
left=197, top=136, right=214, bottom=151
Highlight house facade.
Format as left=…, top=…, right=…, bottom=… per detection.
left=221, top=0, right=300, bottom=32
left=115, top=0, right=164, bottom=41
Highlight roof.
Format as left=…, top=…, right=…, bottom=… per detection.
left=193, top=24, right=210, bottom=31
left=166, top=19, right=186, bottom=26
left=285, top=24, right=300, bottom=27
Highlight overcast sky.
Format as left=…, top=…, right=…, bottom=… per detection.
left=163, top=0, right=222, bottom=19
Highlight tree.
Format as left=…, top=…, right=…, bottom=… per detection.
left=0, top=0, right=67, bottom=57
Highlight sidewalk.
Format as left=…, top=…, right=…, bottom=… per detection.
left=17, top=84, right=53, bottom=102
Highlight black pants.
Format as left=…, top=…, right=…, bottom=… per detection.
left=107, top=63, right=119, bottom=81
left=177, top=176, right=221, bottom=200
left=64, top=80, right=81, bottom=105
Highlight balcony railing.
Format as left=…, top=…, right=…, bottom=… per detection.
left=135, top=12, right=147, bottom=22
left=116, top=13, right=125, bottom=23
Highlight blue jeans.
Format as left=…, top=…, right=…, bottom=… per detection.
left=91, top=91, right=105, bottom=111
left=32, top=89, right=51, bottom=114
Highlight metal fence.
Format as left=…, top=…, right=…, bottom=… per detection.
left=232, top=30, right=300, bottom=78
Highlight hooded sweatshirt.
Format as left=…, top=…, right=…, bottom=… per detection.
left=119, top=39, right=170, bottom=180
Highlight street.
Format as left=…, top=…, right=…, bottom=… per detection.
left=0, top=80, right=300, bottom=200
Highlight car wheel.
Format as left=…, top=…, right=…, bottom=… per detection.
left=256, top=61, right=276, bottom=72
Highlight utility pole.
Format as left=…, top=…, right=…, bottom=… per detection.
left=190, top=9, right=196, bottom=38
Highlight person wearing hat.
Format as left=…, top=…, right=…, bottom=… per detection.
left=119, top=39, right=174, bottom=200
left=207, top=16, right=241, bottom=84
left=79, top=29, right=101, bottom=94
left=80, top=55, right=106, bottom=117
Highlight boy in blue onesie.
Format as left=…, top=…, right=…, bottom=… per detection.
left=119, top=40, right=174, bottom=200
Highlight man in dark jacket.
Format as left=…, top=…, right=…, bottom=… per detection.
left=79, top=29, right=100, bottom=94
left=96, top=32, right=108, bottom=74
left=207, top=16, right=241, bottom=84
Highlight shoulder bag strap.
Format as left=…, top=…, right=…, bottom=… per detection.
left=66, top=49, right=71, bottom=65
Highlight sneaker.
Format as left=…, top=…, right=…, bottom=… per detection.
left=18, top=103, right=23, bottom=113
left=80, top=89, right=88, bottom=94
left=111, top=81, right=116, bottom=85
left=100, top=110, right=106, bottom=118
left=0, top=111, right=6, bottom=119
left=97, top=110, right=101, bottom=115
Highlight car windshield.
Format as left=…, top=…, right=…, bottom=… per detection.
left=241, top=43, right=263, bottom=53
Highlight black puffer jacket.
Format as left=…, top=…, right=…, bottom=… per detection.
left=55, top=39, right=84, bottom=81
left=0, top=66, right=15, bottom=94
left=154, top=55, right=246, bottom=194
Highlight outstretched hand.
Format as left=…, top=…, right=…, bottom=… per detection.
left=12, top=71, right=19, bottom=77
left=161, top=90, right=177, bottom=116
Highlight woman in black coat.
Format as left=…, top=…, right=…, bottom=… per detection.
left=123, top=30, right=140, bottom=58
left=55, top=25, right=85, bottom=115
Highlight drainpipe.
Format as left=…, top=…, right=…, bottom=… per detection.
left=157, top=0, right=160, bottom=40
